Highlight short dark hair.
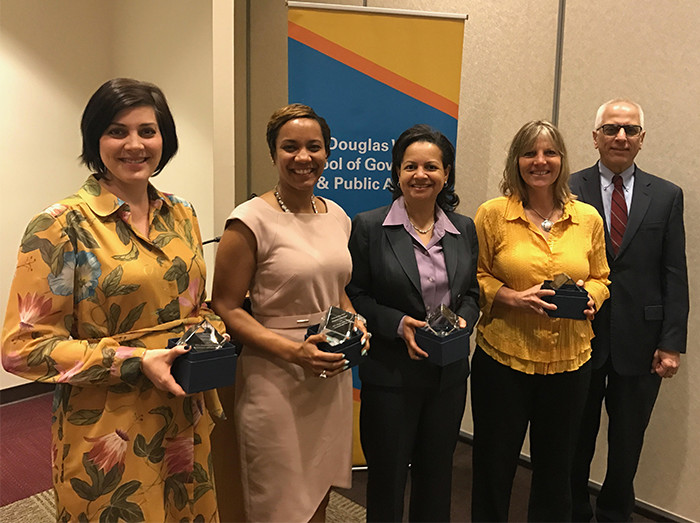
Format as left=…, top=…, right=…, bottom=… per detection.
left=266, top=103, right=331, bottom=159
left=388, top=124, right=460, bottom=212
left=80, top=78, right=178, bottom=177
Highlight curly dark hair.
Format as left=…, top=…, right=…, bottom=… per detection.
left=388, top=124, right=459, bottom=212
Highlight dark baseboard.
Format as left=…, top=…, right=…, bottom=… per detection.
left=0, top=382, right=55, bottom=405
left=458, top=431, right=687, bottom=523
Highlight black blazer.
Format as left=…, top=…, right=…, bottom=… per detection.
left=569, top=165, right=689, bottom=375
left=346, top=204, right=480, bottom=389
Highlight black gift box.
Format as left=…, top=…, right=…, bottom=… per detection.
left=414, top=327, right=470, bottom=366
left=305, top=324, right=366, bottom=369
left=167, top=338, right=238, bottom=394
left=541, top=280, right=589, bottom=320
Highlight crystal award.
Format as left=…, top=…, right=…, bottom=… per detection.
left=541, top=273, right=589, bottom=320
left=425, top=304, right=460, bottom=337
left=175, top=319, right=227, bottom=351
left=317, top=306, right=357, bottom=347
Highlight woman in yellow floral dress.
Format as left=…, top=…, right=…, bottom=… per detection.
left=1, top=78, right=224, bottom=522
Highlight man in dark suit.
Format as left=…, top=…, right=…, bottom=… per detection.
left=569, top=99, right=689, bottom=522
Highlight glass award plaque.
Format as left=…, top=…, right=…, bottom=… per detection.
left=425, top=304, right=460, bottom=337
left=175, top=320, right=227, bottom=351
left=549, top=273, right=576, bottom=289
left=541, top=273, right=589, bottom=320
left=317, top=306, right=357, bottom=347
left=167, top=320, right=238, bottom=393
left=415, top=305, right=469, bottom=366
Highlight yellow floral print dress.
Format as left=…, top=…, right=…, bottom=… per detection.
left=1, top=176, right=224, bottom=523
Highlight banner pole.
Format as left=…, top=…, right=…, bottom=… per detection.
left=287, top=1, right=467, bottom=20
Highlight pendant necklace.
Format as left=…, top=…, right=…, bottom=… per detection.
left=274, top=186, right=317, bottom=214
left=409, top=219, right=435, bottom=234
left=530, top=207, right=555, bottom=232
left=405, top=202, right=435, bottom=234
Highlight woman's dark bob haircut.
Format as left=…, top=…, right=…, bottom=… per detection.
left=266, top=103, right=332, bottom=159
left=388, top=124, right=459, bottom=212
left=80, top=78, right=178, bottom=177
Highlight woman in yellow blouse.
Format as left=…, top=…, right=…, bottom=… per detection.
left=471, top=120, right=610, bottom=521
left=1, top=78, right=224, bottom=522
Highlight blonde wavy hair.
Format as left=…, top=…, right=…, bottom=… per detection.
left=499, top=120, right=574, bottom=208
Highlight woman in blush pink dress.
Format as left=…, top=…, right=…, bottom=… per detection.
left=211, top=104, right=369, bottom=522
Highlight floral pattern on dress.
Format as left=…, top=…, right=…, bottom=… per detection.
left=2, top=175, right=224, bottom=522
left=17, top=292, right=53, bottom=330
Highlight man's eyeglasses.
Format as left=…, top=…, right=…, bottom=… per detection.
left=596, top=124, right=643, bottom=137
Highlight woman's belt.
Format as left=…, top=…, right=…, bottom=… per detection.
left=256, top=311, right=326, bottom=329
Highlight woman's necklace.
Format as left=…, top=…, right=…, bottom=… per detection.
left=408, top=218, right=435, bottom=234
left=274, top=186, right=317, bottom=214
left=530, top=206, right=556, bottom=232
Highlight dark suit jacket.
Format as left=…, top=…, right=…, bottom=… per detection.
left=569, top=164, right=689, bottom=375
left=346, top=204, right=480, bottom=388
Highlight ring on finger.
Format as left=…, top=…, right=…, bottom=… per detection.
left=319, top=370, right=327, bottom=379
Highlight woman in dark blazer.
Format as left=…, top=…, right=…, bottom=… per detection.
left=347, top=124, right=480, bottom=522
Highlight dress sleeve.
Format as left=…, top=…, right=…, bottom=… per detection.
left=1, top=212, right=147, bottom=386
left=474, top=203, right=505, bottom=314
left=328, top=198, right=352, bottom=240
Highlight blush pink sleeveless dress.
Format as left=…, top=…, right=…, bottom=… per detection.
left=227, top=197, right=353, bottom=522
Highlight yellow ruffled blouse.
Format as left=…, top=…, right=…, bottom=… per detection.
left=1, top=175, right=224, bottom=522
left=475, top=196, right=610, bottom=375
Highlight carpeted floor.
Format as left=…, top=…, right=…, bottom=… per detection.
left=0, top=392, right=53, bottom=505
left=0, top=390, right=367, bottom=523
left=0, top=489, right=55, bottom=523
left=0, top=390, right=660, bottom=522
left=0, top=489, right=366, bottom=523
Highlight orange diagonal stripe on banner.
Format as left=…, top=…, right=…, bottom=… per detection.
left=289, top=21, right=458, bottom=119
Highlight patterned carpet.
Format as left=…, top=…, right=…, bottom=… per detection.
left=0, top=392, right=367, bottom=522
left=0, top=393, right=53, bottom=505
left=0, top=489, right=54, bottom=523
left=0, top=489, right=366, bottom=523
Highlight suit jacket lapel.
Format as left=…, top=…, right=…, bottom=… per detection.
left=619, top=167, right=651, bottom=256
left=441, top=230, right=461, bottom=305
left=385, top=225, right=422, bottom=296
left=578, top=165, right=606, bottom=222
left=578, top=165, right=616, bottom=255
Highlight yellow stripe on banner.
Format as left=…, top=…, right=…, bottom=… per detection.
left=288, top=7, right=464, bottom=106
left=289, top=21, right=458, bottom=118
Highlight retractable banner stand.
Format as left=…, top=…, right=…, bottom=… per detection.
left=287, top=2, right=466, bottom=465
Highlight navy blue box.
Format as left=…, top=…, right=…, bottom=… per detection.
left=414, top=327, right=470, bottom=366
left=305, top=324, right=366, bottom=369
left=167, top=338, right=238, bottom=394
left=541, top=280, right=589, bottom=320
